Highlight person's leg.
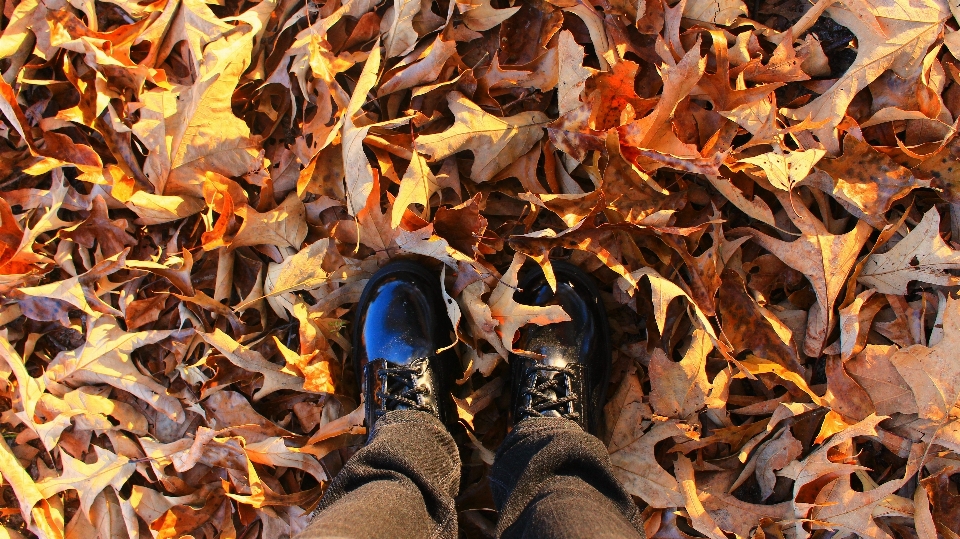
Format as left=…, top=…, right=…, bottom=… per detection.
left=490, top=416, right=644, bottom=539
left=494, top=261, right=645, bottom=539
left=298, top=260, right=464, bottom=539
left=296, top=410, right=460, bottom=539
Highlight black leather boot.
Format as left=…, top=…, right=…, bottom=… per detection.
left=509, top=261, right=611, bottom=435
left=353, top=260, right=459, bottom=432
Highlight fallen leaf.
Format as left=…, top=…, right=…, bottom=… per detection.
left=610, top=420, right=698, bottom=508
left=782, top=0, right=951, bottom=150
left=890, top=295, right=960, bottom=427
left=201, top=329, right=315, bottom=400
left=648, top=329, right=712, bottom=419
left=44, top=317, right=188, bottom=422
left=742, top=193, right=872, bottom=356
left=488, top=253, right=571, bottom=354
left=740, top=148, right=825, bottom=192
left=232, top=193, right=308, bottom=250
left=859, top=208, right=960, bottom=294
left=36, top=446, right=135, bottom=519
left=417, top=92, right=548, bottom=182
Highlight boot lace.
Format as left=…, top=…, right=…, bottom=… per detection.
left=519, top=363, right=580, bottom=421
left=374, top=359, right=432, bottom=419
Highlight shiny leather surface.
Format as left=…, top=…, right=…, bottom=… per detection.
left=510, top=263, right=610, bottom=434
left=359, top=278, right=437, bottom=366
left=354, top=262, right=454, bottom=429
left=517, top=280, right=597, bottom=369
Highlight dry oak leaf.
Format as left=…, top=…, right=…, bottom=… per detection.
left=416, top=92, right=548, bottom=182
left=356, top=169, right=401, bottom=254
left=488, top=254, right=571, bottom=355
left=0, top=198, right=25, bottom=272
left=393, top=151, right=440, bottom=227
left=617, top=267, right=720, bottom=345
left=824, top=352, right=877, bottom=422
left=201, top=329, right=316, bottom=400
left=343, top=42, right=413, bottom=215
left=457, top=0, right=521, bottom=31
left=736, top=356, right=824, bottom=407
left=754, top=428, right=803, bottom=500
left=675, top=454, right=727, bottom=539
left=810, top=446, right=923, bottom=539
left=231, top=193, right=308, bottom=250
left=0, top=435, right=55, bottom=532
left=846, top=344, right=918, bottom=417
left=605, top=365, right=652, bottom=453
left=618, top=44, right=705, bottom=160
left=736, top=29, right=813, bottom=83
left=57, top=195, right=136, bottom=258
left=557, top=30, right=594, bottom=116
left=587, top=58, right=645, bottom=132
left=683, top=0, right=747, bottom=25
left=889, top=295, right=960, bottom=430
left=782, top=0, right=951, bottom=150
left=859, top=208, right=960, bottom=295
left=739, top=148, right=825, bottom=192
left=123, top=191, right=208, bottom=226
left=135, top=0, right=233, bottom=70
left=718, top=269, right=803, bottom=373
left=36, top=445, right=135, bottom=520
left=609, top=420, right=698, bottom=508
left=200, top=390, right=299, bottom=443
left=742, top=193, right=872, bottom=357
left=260, top=239, right=341, bottom=304
left=396, top=225, right=473, bottom=268
left=243, top=436, right=328, bottom=482
left=779, top=414, right=886, bottom=496
left=433, top=196, right=488, bottom=257
left=378, top=37, right=459, bottom=96
left=700, top=490, right=797, bottom=539
left=0, top=331, right=57, bottom=449
left=811, top=136, right=929, bottom=226
left=649, top=329, right=712, bottom=420
left=125, top=249, right=196, bottom=295
left=381, top=0, right=423, bottom=58
left=459, top=279, right=511, bottom=361
left=275, top=337, right=336, bottom=395
left=43, top=317, right=189, bottom=422
left=133, top=19, right=263, bottom=198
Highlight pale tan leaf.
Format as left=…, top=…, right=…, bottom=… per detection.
left=36, top=446, right=135, bottom=519
left=201, top=330, right=315, bottom=400
left=683, top=0, right=747, bottom=25
left=890, top=295, right=960, bottom=425
left=232, top=194, right=308, bottom=250
left=382, top=0, right=422, bottom=58
left=393, top=152, right=440, bottom=227
left=782, top=0, right=951, bottom=150
left=43, top=318, right=188, bottom=422
left=675, top=454, right=727, bottom=539
left=609, top=421, right=697, bottom=508
left=416, top=92, right=548, bottom=182
left=648, top=329, right=712, bottom=419
left=859, top=208, right=960, bottom=294
left=458, top=0, right=520, bottom=31
left=557, top=30, right=594, bottom=116
left=740, top=148, right=825, bottom=191
left=488, top=253, right=571, bottom=355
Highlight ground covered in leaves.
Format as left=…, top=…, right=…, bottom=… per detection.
left=1, top=0, right=960, bottom=537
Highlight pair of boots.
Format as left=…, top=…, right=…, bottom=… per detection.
left=297, top=260, right=646, bottom=539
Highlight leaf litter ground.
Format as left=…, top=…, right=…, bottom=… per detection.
left=1, top=0, right=960, bottom=537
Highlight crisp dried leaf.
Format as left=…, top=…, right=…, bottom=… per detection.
left=859, top=208, right=960, bottom=294
left=488, top=253, right=571, bottom=354
left=417, top=92, right=548, bottom=182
